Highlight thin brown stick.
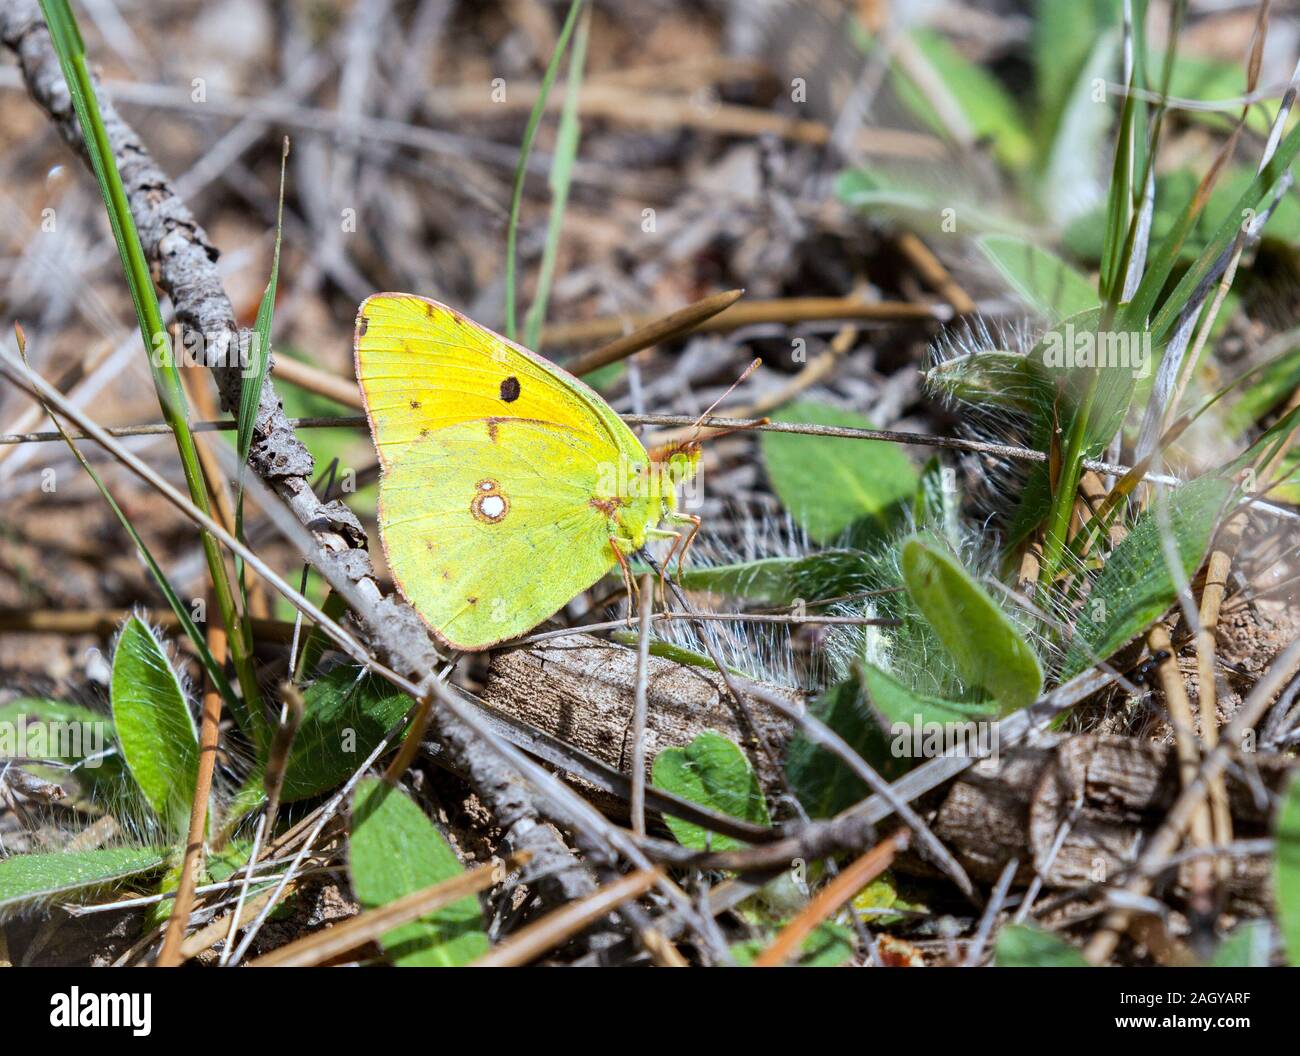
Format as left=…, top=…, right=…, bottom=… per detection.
left=0, top=608, right=297, bottom=640
left=428, top=81, right=945, bottom=159
left=544, top=295, right=943, bottom=347
left=470, top=868, right=662, bottom=967
left=1149, top=626, right=1214, bottom=909
left=630, top=574, right=654, bottom=837
left=895, top=231, right=977, bottom=315
left=559, top=289, right=743, bottom=374
left=156, top=624, right=226, bottom=967
left=751, top=830, right=908, bottom=967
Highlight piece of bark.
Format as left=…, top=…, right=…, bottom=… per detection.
left=484, top=634, right=800, bottom=794
left=929, top=733, right=1291, bottom=913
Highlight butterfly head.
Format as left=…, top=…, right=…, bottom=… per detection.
left=648, top=439, right=702, bottom=488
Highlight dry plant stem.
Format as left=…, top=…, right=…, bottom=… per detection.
left=1084, top=632, right=1300, bottom=964
left=1148, top=626, right=1214, bottom=906
left=630, top=574, right=653, bottom=838
left=179, top=881, right=296, bottom=961
left=1197, top=515, right=1247, bottom=868
left=155, top=626, right=224, bottom=967
left=470, top=868, right=663, bottom=967
left=0, top=0, right=604, bottom=913
left=0, top=608, right=296, bottom=640
left=183, top=366, right=270, bottom=618
left=558, top=288, right=744, bottom=375
left=540, top=295, right=941, bottom=346
left=0, top=336, right=116, bottom=468
left=248, top=854, right=529, bottom=968
left=894, top=231, right=976, bottom=315
left=752, top=830, right=909, bottom=967
left=963, top=857, right=1018, bottom=967
left=429, top=80, right=944, bottom=159
left=0, top=415, right=367, bottom=443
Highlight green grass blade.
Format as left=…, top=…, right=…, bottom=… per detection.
left=503, top=0, right=585, bottom=341
left=523, top=8, right=589, bottom=351
left=38, top=0, right=267, bottom=745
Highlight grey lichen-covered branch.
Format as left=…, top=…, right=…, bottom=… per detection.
left=0, top=0, right=599, bottom=907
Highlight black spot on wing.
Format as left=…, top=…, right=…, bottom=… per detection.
left=499, top=376, right=521, bottom=402
left=358, top=315, right=369, bottom=336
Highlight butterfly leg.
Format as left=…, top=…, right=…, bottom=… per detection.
left=665, top=511, right=702, bottom=579
left=609, top=536, right=637, bottom=625
left=644, top=525, right=682, bottom=601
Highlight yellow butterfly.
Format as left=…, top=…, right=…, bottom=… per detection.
left=354, top=293, right=702, bottom=651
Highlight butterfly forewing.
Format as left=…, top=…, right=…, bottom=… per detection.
left=354, top=293, right=639, bottom=467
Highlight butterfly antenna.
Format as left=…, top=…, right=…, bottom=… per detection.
left=689, top=358, right=761, bottom=441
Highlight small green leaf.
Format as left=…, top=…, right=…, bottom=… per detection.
left=860, top=662, right=997, bottom=728
left=891, top=29, right=1034, bottom=171
left=349, top=779, right=489, bottom=967
left=1209, top=921, right=1272, bottom=968
left=675, top=556, right=798, bottom=603
left=281, top=666, right=414, bottom=803
left=761, top=401, right=917, bottom=544
left=1036, top=30, right=1118, bottom=225
left=994, top=924, right=1089, bottom=967
left=731, top=921, right=854, bottom=967
left=977, top=234, right=1099, bottom=320
left=786, top=679, right=906, bottom=818
left=901, top=537, right=1043, bottom=713
left=787, top=666, right=994, bottom=816
left=652, top=731, right=770, bottom=852
left=1063, top=477, right=1231, bottom=676
left=674, top=550, right=883, bottom=607
left=110, top=616, right=198, bottom=835
left=1033, top=0, right=1121, bottom=153
left=1275, top=772, right=1300, bottom=966
left=0, top=847, right=167, bottom=915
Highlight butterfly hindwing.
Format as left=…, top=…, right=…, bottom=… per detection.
left=377, top=418, right=630, bottom=649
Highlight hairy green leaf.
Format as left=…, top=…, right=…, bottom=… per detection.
left=0, top=847, right=166, bottom=916
left=281, top=666, right=413, bottom=803
left=977, top=234, right=1098, bottom=320
left=1063, top=477, right=1232, bottom=676
left=786, top=679, right=907, bottom=818
left=901, top=537, right=1043, bottom=713
left=110, top=616, right=198, bottom=835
